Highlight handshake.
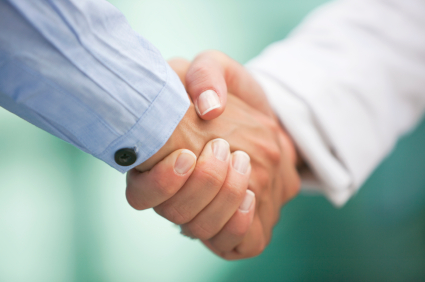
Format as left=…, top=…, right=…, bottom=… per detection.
left=126, top=51, right=301, bottom=260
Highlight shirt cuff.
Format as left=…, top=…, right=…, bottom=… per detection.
left=98, top=63, right=190, bottom=173
left=249, top=70, right=354, bottom=206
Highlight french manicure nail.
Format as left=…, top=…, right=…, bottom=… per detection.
left=174, top=150, right=196, bottom=175
left=232, top=151, right=250, bottom=175
left=196, top=90, right=221, bottom=116
left=239, top=190, right=255, bottom=212
left=212, top=139, right=230, bottom=162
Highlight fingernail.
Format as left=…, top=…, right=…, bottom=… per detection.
left=239, top=190, right=255, bottom=213
left=196, top=90, right=221, bottom=116
left=174, top=150, right=196, bottom=175
left=232, top=151, right=250, bottom=175
left=212, top=139, right=230, bottom=162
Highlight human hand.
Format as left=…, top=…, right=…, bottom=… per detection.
left=127, top=138, right=256, bottom=248
left=126, top=61, right=259, bottom=259
left=128, top=57, right=300, bottom=259
left=183, top=50, right=300, bottom=165
left=176, top=54, right=301, bottom=259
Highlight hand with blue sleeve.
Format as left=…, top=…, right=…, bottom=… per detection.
left=0, top=0, right=190, bottom=172
left=0, top=0, right=300, bottom=259
left=126, top=58, right=300, bottom=259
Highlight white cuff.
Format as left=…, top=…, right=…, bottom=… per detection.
left=249, top=70, right=355, bottom=206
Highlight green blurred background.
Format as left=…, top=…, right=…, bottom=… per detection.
left=1, top=0, right=425, bottom=281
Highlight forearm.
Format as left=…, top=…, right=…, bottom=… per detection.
left=0, top=0, right=189, bottom=172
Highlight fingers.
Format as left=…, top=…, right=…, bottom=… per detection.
left=229, top=213, right=266, bottom=259
left=180, top=151, right=252, bottom=240
left=185, top=50, right=274, bottom=120
left=185, top=51, right=227, bottom=120
left=125, top=149, right=197, bottom=210
left=154, top=139, right=231, bottom=225
left=205, top=189, right=256, bottom=252
left=203, top=212, right=266, bottom=261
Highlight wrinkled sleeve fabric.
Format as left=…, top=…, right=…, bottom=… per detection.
left=0, top=0, right=189, bottom=173
left=247, top=0, right=425, bottom=206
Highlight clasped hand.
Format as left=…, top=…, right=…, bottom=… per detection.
left=126, top=51, right=300, bottom=260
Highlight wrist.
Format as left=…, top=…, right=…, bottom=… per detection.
left=135, top=103, right=205, bottom=172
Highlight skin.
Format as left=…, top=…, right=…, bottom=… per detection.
left=126, top=53, right=301, bottom=260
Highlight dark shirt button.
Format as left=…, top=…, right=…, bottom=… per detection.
left=115, top=148, right=137, bottom=166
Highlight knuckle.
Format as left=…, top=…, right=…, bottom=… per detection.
left=186, top=221, right=216, bottom=240
left=198, top=166, right=225, bottom=189
left=187, top=65, right=213, bottom=89
left=262, top=123, right=282, bottom=165
left=225, top=222, right=248, bottom=238
left=256, top=140, right=281, bottom=167
left=254, top=169, right=271, bottom=190
left=155, top=204, right=192, bottom=225
left=125, top=188, right=147, bottom=211
left=263, top=115, right=280, bottom=132
left=250, top=238, right=267, bottom=258
left=188, top=50, right=228, bottom=96
left=268, top=119, right=281, bottom=132
left=224, top=181, right=246, bottom=204
left=221, top=252, right=240, bottom=261
left=194, top=64, right=211, bottom=78
left=265, top=144, right=281, bottom=166
left=151, top=176, right=177, bottom=199
left=219, top=252, right=235, bottom=261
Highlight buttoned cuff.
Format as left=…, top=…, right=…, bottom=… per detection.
left=98, top=63, right=190, bottom=173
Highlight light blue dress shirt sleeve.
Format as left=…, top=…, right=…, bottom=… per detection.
left=0, top=0, right=190, bottom=172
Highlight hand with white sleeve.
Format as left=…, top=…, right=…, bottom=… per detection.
left=126, top=57, right=300, bottom=259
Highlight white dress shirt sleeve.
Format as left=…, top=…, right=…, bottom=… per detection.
left=247, top=0, right=425, bottom=206
left=0, top=0, right=189, bottom=172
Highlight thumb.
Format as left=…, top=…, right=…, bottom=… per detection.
left=186, top=50, right=275, bottom=120
left=126, top=149, right=197, bottom=210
